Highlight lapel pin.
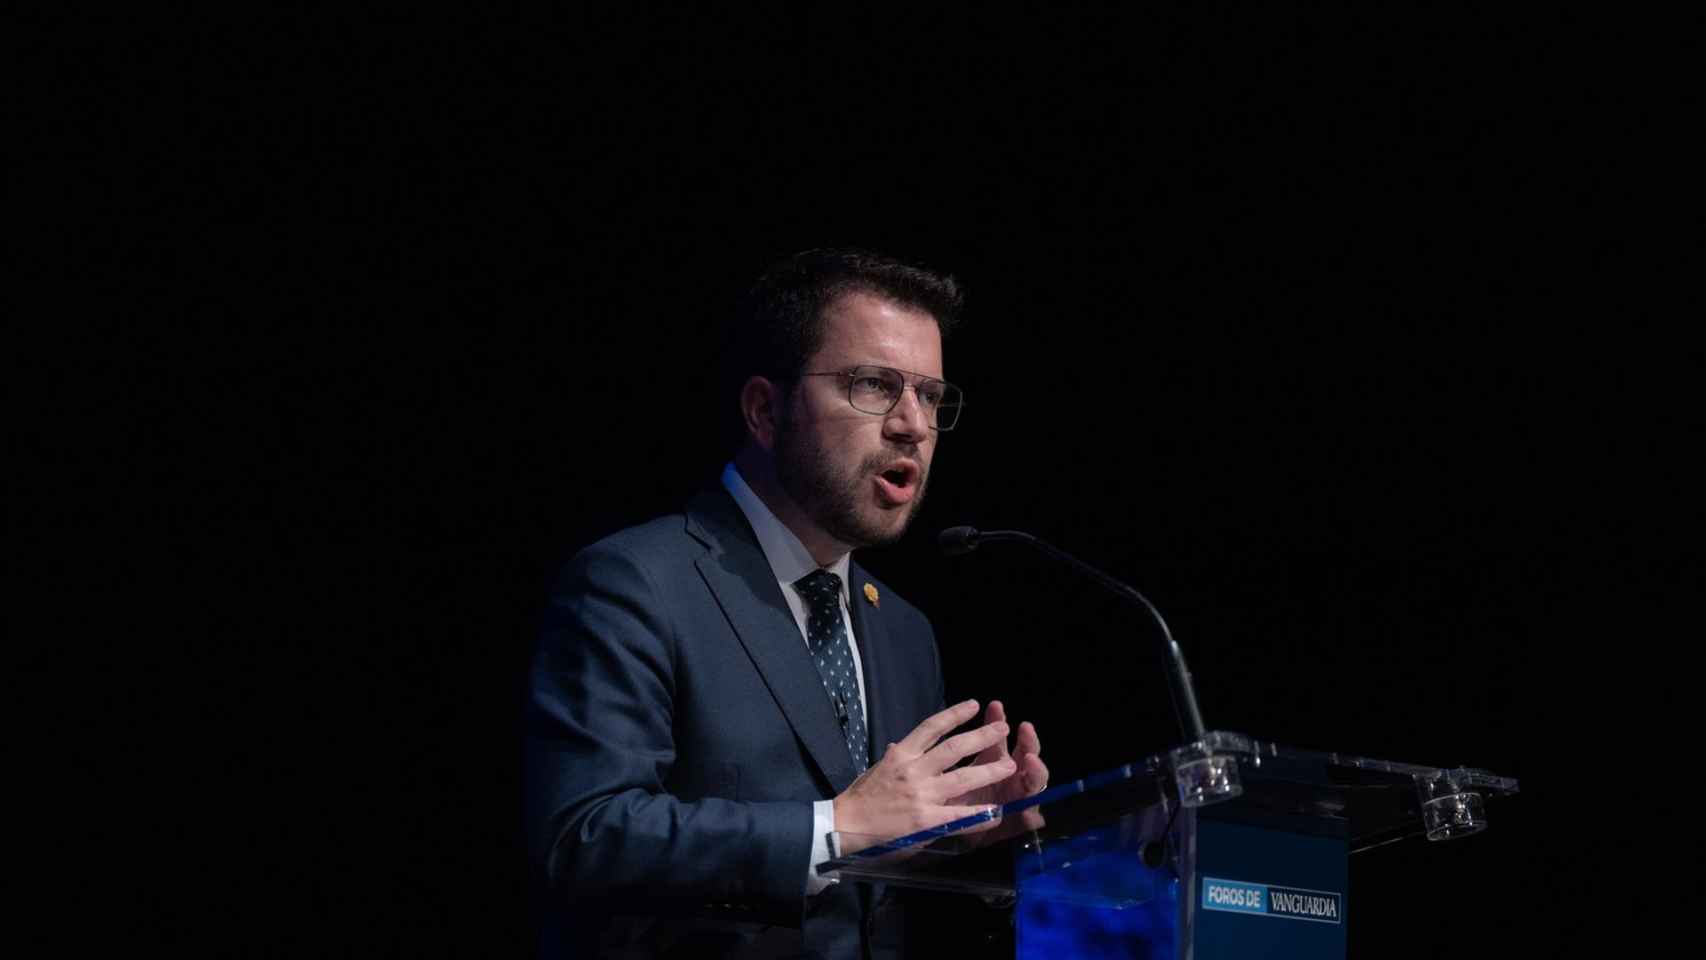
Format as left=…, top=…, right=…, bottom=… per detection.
left=863, top=583, right=880, bottom=608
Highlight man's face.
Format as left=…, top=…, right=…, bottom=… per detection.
left=774, top=291, right=944, bottom=552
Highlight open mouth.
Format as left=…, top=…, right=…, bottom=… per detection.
left=873, top=460, right=921, bottom=505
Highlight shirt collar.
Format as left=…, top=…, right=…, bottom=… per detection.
left=722, top=462, right=852, bottom=596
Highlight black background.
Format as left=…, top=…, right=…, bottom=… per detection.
left=21, top=7, right=1695, bottom=956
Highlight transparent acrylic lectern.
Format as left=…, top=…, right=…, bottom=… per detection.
left=817, top=731, right=1518, bottom=959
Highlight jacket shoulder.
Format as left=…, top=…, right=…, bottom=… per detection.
left=572, top=511, right=699, bottom=564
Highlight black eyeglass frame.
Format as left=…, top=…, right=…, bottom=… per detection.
left=795, top=365, right=965, bottom=432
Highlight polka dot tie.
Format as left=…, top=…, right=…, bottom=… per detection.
left=794, top=570, right=868, bottom=773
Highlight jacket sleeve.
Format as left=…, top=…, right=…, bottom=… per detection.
left=522, top=540, right=813, bottom=923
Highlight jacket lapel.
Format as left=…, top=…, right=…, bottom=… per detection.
left=687, top=489, right=861, bottom=794
left=846, top=562, right=896, bottom=766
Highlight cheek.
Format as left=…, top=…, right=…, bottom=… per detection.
left=828, top=420, right=879, bottom=448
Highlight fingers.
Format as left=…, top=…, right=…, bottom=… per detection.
left=1010, top=721, right=1046, bottom=795
left=974, top=701, right=1013, bottom=765
left=895, top=699, right=980, bottom=756
left=938, top=754, right=1017, bottom=797
left=926, top=721, right=1009, bottom=772
left=1020, top=754, right=1050, bottom=795
left=1013, top=720, right=1040, bottom=759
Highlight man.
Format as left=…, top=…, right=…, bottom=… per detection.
left=524, top=249, right=1047, bottom=958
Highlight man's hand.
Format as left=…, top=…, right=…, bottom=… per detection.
left=831, top=700, right=1014, bottom=855
left=949, top=699, right=1049, bottom=808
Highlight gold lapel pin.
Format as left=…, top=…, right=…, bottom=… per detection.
left=863, top=583, right=880, bottom=608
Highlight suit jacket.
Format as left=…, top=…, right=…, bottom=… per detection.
left=524, top=486, right=945, bottom=958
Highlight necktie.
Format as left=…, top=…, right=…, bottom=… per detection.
left=794, top=570, right=868, bottom=773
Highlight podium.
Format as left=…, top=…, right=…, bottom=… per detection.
left=818, top=731, right=1518, bottom=958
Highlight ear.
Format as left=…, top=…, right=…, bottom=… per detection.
left=739, top=375, right=784, bottom=450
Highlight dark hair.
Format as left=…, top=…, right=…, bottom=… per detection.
left=725, top=248, right=964, bottom=402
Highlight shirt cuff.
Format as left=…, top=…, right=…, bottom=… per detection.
left=805, top=798, right=838, bottom=895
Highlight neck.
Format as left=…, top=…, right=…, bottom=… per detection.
left=733, top=447, right=851, bottom=568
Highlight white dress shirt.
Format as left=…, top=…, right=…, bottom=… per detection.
left=721, top=462, right=867, bottom=895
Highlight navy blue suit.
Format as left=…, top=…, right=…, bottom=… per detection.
left=524, top=487, right=945, bottom=958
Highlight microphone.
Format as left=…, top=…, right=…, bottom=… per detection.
left=938, top=525, right=982, bottom=556
left=937, top=525, right=1209, bottom=744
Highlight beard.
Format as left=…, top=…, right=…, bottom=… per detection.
left=774, top=412, right=930, bottom=551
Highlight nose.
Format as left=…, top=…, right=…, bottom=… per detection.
left=884, top=385, right=931, bottom=441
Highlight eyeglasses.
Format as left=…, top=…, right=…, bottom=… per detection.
left=797, top=364, right=965, bottom=431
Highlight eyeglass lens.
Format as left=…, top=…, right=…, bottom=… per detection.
left=846, top=366, right=962, bottom=430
